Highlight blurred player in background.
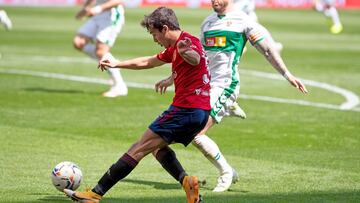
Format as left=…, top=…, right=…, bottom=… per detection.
left=233, top=0, right=283, bottom=52
left=314, top=0, right=343, bottom=34
left=74, top=0, right=128, bottom=97
left=64, top=6, right=208, bottom=203
left=156, top=0, right=308, bottom=192
left=0, top=9, right=12, bottom=30
left=234, top=0, right=257, bottom=21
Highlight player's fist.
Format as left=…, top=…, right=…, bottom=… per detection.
left=75, top=8, right=87, bottom=19
left=177, top=37, right=192, bottom=54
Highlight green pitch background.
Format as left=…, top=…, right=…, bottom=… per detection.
left=0, top=6, right=359, bottom=203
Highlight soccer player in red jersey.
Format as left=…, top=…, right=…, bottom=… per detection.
left=63, top=6, right=209, bottom=203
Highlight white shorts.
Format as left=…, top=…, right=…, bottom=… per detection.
left=210, top=84, right=240, bottom=123
left=78, top=6, right=125, bottom=47
left=206, top=50, right=241, bottom=123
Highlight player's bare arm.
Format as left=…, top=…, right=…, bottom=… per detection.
left=76, top=0, right=95, bottom=19
left=155, top=75, right=174, bottom=94
left=253, top=35, right=308, bottom=94
left=99, top=55, right=166, bottom=71
left=77, top=0, right=122, bottom=18
left=177, top=37, right=200, bottom=66
left=89, top=0, right=122, bottom=16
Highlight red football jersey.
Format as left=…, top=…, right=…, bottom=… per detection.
left=157, top=31, right=211, bottom=110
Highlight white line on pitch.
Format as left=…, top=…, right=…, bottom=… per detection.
left=241, top=69, right=359, bottom=110
left=4, top=54, right=359, bottom=110
left=1, top=68, right=359, bottom=112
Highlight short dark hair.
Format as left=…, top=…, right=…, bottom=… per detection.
left=141, top=7, right=180, bottom=32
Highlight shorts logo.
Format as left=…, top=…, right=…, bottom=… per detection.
left=205, top=36, right=226, bottom=47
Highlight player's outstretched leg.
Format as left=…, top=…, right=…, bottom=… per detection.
left=63, top=188, right=102, bottom=203
left=192, top=135, right=238, bottom=192
left=182, top=176, right=202, bottom=203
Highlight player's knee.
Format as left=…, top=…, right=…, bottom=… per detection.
left=127, top=143, right=148, bottom=162
left=152, top=148, right=160, bottom=157
left=73, top=41, right=83, bottom=50
left=192, top=135, right=202, bottom=146
left=155, top=147, right=175, bottom=162
left=73, top=37, right=86, bottom=50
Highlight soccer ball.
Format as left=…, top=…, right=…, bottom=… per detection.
left=51, top=161, right=82, bottom=192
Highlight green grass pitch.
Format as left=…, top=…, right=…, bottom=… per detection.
left=0, top=6, right=360, bottom=203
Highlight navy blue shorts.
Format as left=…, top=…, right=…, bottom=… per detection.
left=149, top=105, right=210, bottom=146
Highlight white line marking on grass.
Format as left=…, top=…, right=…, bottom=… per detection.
left=242, top=69, right=360, bottom=110
left=14, top=54, right=359, bottom=110
left=0, top=67, right=359, bottom=112
left=239, top=94, right=359, bottom=112
left=29, top=55, right=94, bottom=64
left=0, top=68, right=154, bottom=89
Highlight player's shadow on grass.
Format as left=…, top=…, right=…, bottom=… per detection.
left=24, top=87, right=84, bottom=94
left=122, top=178, right=180, bottom=190
left=37, top=195, right=192, bottom=203
left=121, top=179, right=243, bottom=192
left=34, top=189, right=360, bottom=203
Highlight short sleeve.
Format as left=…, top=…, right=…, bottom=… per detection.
left=157, top=48, right=172, bottom=63
left=244, top=20, right=267, bottom=45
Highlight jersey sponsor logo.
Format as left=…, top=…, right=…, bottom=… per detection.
left=205, top=36, right=226, bottom=47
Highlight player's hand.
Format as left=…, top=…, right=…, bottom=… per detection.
left=98, top=59, right=119, bottom=71
left=176, top=37, right=200, bottom=66
left=75, top=8, right=87, bottom=19
left=287, top=75, right=308, bottom=94
left=88, top=6, right=102, bottom=17
left=155, top=77, right=174, bottom=94
left=177, top=37, right=192, bottom=54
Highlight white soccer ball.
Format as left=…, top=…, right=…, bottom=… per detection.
left=51, top=161, right=82, bottom=192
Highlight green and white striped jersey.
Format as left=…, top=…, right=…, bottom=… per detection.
left=200, top=10, right=265, bottom=89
